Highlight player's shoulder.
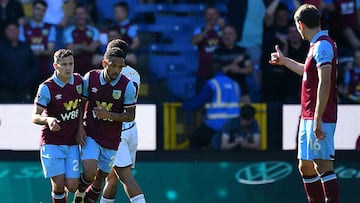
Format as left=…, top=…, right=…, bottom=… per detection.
left=122, top=65, right=139, bottom=74
left=73, top=72, right=82, bottom=79
left=37, top=82, right=51, bottom=96
left=73, top=72, right=85, bottom=82
left=121, top=65, right=140, bottom=80
left=316, top=41, right=333, bottom=55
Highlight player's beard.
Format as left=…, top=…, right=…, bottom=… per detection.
left=111, top=72, right=119, bottom=80
left=106, top=71, right=119, bottom=81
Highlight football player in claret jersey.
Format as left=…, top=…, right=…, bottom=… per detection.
left=32, top=49, right=85, bottom=203
left=73, top=46, right=137, bottom=203
left=99, top=39, right=146, bottom=203
left=270, top=4, right=340, bottom=203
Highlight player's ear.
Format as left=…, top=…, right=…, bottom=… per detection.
left=53, top=63, right=58, bottom=70
left=102, top=60, right=107, bottom=68
left=298, top=21, right=305, bottom=29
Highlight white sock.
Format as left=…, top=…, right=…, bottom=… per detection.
left=130, top=194, right=146, bottom=203
left=100, top=196, right=115, bottom=203
left=51, top=192, right=66, bottom=199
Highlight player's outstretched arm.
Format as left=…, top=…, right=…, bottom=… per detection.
left=269, top=45, right=304, bottom=76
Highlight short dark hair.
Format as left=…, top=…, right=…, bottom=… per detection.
left=114, top=1, right=129, bottom=13
left=104, top=47, right=126, bottom=61
left=240, top=105, right=256, bottom=121
left=4, top=20, right=18, bottom=28
left=107, top=26, right=121, bottom=34
left=75, top=4, right=88, bottom=13
left=53, top=49, right=73, bottom=64
left=203, top=4, right=219, bottom=16
left=106, top=38, right=129, bottom=55
left=294, top=4, right=320, bottom=29
left=32, top=0, right=47, bottom=8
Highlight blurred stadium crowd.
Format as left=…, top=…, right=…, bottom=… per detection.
left=1, top=0, right=360, bottom=105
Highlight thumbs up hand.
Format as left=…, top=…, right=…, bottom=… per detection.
left=269, top=45, right=285, bottom=65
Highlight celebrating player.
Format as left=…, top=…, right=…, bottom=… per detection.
left=270, top=4, right=340, bottom=203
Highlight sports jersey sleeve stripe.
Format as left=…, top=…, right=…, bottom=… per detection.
left=82, top=72, right=90, bottom=97
left=123, top=81, right=137, bottom=105
left=36, top=84, right=51, bottom=107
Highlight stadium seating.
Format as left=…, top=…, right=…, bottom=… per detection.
left=167, top=69, right=196, bottom=101
left=148, top=43, right=198, bottom=77
left=134, top=2, right=229, bottom=101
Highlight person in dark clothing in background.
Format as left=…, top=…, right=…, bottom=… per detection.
left=0, top=21, right=39, bottom=103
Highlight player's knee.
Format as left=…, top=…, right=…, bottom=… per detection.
left=66, top=183, right=79, bottom=193
left=107, top=173, right=118, bottom=185
left=114, top=166, right=132, bottom=182
left=107, top=179, right=118, bottom=191
left=83, top=171, right=96, bottom=183
left=298, top=162, right=316, bottom=175
left=51, top=177, right=66, bottom=190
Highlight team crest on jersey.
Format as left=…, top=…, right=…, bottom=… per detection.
left=76, top=85, right=82, bottom=94
left=55, top=94, right=62, bottom=100
left=112, top=90, right=121, bottom=99
left=42, top=29, right=49, bottom=36
left=86, top=30, right=93, bottom=38
left=207, top=38, right=219, bottom=46
left=91, top=87, right=98, bottom=93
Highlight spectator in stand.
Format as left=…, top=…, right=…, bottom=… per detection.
left=19, top=0, right=56, bottom=83
left=329, top=0, right=360, bottom=51
left=213, top=25, right=253, bottom=104
left=280, top=24, right=310, bottom=103
left=43, top=0, right=76, bottom=49
left=0, top=0, right=25, bottom=40
left=64, top=4, right=101, bottom=76
left=112, top=1, right=139, bottom=67
left=342, top=48, right=360, bottom=103
left=94, top=0, right=138, bottom=26
left=261, top=2, right=291, bottom=103
left=43, top=0, right=75, bottom=28
left=192, top=5, right=225, bottom=92
left=93, top=26, right=138, bottom=68
left=294, top=0, right=335, bottom=29
left=211, top=104, right=261, bottom=151
left=182, top=59, right=241, bottom=150
left=227, top=0, right=267, bottom=102
left=0, top=21, right=39, bottom=103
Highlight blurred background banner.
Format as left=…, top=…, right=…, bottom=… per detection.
left=0, top=151, right=359, bottom=203
left=0, top=104, right=157, bottom=151
left=282, top=104, right=360, bottom=150
left=2, top=103, right=360, bottom=151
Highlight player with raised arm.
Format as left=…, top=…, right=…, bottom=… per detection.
left=270, top=4, right=340, bottom=203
